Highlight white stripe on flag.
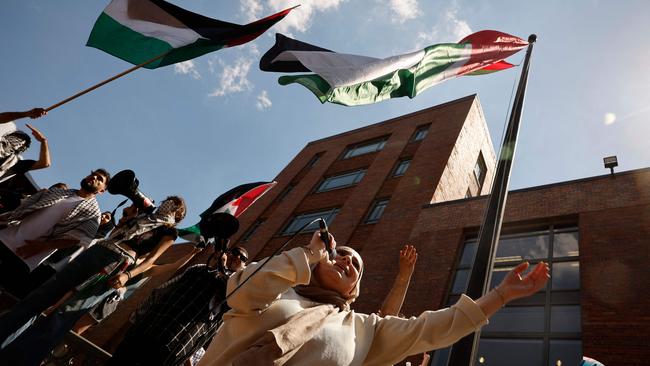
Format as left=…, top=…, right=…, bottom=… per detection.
left=277, top=49, right=426, bottom=88
left=105, top=0, right=203, bottom=48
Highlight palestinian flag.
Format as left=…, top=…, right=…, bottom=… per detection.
left=87, top=0, right=295, bottom=69
left=259, top=31, right=527, bottom=106
left=178, top=181, right=276, bottom=242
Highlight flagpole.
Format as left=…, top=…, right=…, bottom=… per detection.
left=45, top=51, right=169, bottom=112
left=447, top=34, right=536, bottom=366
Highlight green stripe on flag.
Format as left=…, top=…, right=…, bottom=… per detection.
left=87, top=12, right=173, bottom=69
left=87, top=13, right=227, bottom=69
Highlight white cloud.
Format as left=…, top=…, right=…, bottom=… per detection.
left=241, top=0, right=264, bottom=22
left=265, top=0, right=345, bottom=34
left=390, top=0, right=420, bottom=23
left=208, top=58, right=254, bottom=97
left=256, top=90, right=272, bottom=110
left=604, top=112, right=617, bottom=125
left=173, top=60, right=200, bottom=79
left=415, top=6, right=473, bottom=48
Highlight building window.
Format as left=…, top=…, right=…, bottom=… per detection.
left=393, top=159, right=411, bottom=177
left=316, top=169, right=366, bottom=192
left=365, top=199, right=390, bottom=223
left=306, top=152, right=323, bottom=168
left=282, top=209, right=340, bottom=235
left=241, top=219, right=264, bottom=242
left=433, top=226, right=581, bottom=366
left=474, top=152, right=487, bottom=188
left=411, top=125, right=430, bottom=142
left=277, top=183, right=296, bottom=202
left=343, top=138, right=387, bottom=159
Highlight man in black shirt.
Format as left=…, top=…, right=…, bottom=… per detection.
left=108, top=244, right=248, bottom=366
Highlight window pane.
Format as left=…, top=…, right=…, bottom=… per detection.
left=474, top=153, right=487, bottom=185
left=476, top=338, right=544, bottom=366
left=459, top=241, right=477, bottom=267
left=413, top=126, right=429, bottom=141
left=394, top=160, right=411, bottom=176
left=548, top=340, right=582, bottom=366
left=550, top=305, right=581, bottom=332
left=317, top=170, right=365, bottom=192
left=482, top=306, right=546, bottom=333
left=552, top=262, right=580, bottom=290
left=553, top=231, right=579, bottom=258
left=451, top=269, right=469, bottom=294
left=496, top=235, right=549, bottom=263
left=366, top=199, right=389, bottom=223
left=283, top=209, right=339, bottom=235
left=344, top=140, right=386, bottom=158
left=431, top=347, right=451, bottom=366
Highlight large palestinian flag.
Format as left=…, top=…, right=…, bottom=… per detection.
left=260, top=31, right=528, bottom=106
left=87, top=0, right=295, bottom=69
left=178, top=182, right=276, bottom=242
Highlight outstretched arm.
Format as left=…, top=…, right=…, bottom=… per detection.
left=0, top=108, right=46, bottom=124
left=25, top=124, right=51, bottom=170
left=378, top=244, right=417, bottom=317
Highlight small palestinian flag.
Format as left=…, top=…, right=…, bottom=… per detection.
left=178, top=182, right=276, bottom=242
left=87, top=0, right=296, bottom=69
left=260, top=31, right=527, bottom=106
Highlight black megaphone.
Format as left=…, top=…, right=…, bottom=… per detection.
left=107, top=170, right=155, bottom=214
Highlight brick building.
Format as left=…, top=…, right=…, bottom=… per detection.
left=49, top=94, right=647, bottom=365
left=224, top=94, right=649, bottom=366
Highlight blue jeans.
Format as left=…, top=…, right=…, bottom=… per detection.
left=0, top=245, right=120, bottom=365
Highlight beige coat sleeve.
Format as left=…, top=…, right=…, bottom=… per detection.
left=363, top=295, right=488, bottom=366
left=226, top=247, right=319, bottom=313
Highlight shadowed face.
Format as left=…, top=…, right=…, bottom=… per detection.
left=80, top=171, right=108, bottom=194
left=313, top=247, right=363, bottom=298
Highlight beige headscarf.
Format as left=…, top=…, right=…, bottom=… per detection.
left=233, top=246, right=363, bottom=366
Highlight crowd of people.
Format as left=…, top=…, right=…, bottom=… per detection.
left=0, top=110, right=550, bottom=366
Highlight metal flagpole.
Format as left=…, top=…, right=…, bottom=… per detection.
left=447, top=34, right=537, bottom=366
left=45, top=51, right=169, bottom=112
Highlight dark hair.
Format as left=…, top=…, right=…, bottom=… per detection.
left=49, top=182, right=68, bottom=190
left=230, top=246, right=249, bottom=262
left=164, top=195, right=186, bottom=223
left=7, top=131, right=31, bottom=154
left=92, top=169, right=111, bottom=185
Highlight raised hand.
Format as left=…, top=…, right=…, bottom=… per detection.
left=497, top=261, right=550, bottom=302
left=398, top=244, right=417, bottom=279
left=26, top=124, right=47, bottom=142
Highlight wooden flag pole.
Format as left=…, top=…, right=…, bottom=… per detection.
left=447, top=34, right=536, bottom=366
left=45, top=51, right=169, bottom=112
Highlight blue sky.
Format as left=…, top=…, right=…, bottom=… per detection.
left=1, top=0, right=649, bottom=230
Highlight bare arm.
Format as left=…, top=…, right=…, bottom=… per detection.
left=25, top=124, right=51, bottom=170
left=378, top=244, right=417, bottom=317
left=0, top=108, right=46, bottom=124
left=109, top=235, right=175, bottom=288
